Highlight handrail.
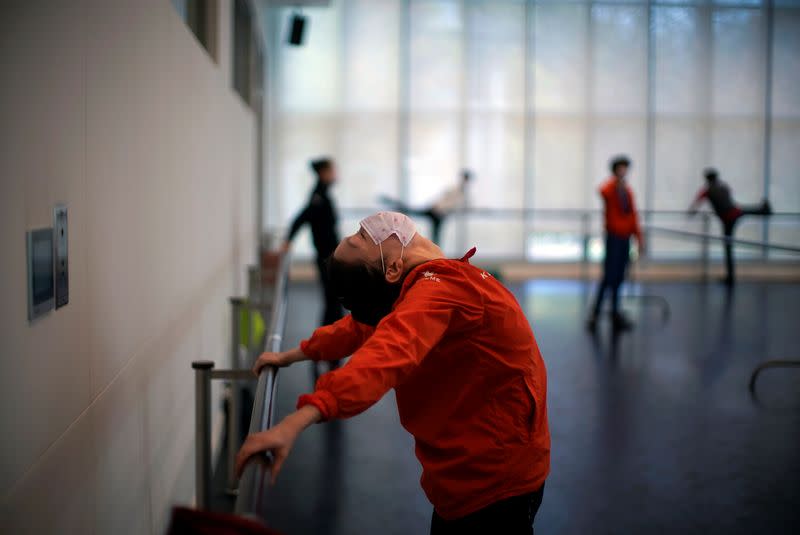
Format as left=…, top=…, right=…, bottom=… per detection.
left=331, top=208, right=799, bottom=285
left=645, top=225, right=800, bottom=254
left=341, top=206, right=800, bottom=218
left=336, top=207, right=800, bottom=270
left=234, top=250, right=292, bottom=520
left=224, top=296, right=276, bottom=494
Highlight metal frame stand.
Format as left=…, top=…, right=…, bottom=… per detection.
left=607, top=247, right=671, bottom=325
left=701, top=213, right=711, bottom=283
left=581, top=212, right=591, bottom=283
left=749, top=359, right=800, bottom=398
left=610, top=293, right=671, bottom=324
left=192, top=361, right=214, bottom=510
left=192, top=360, right=259, bottom=509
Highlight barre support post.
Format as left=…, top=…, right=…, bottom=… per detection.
left=227, top=298, right=244, bottom=494
left=701, top=213, right=710, bottom=283
left=192, top=360, right=214, bottom=509
left=581, top=212, right=590, bottom=283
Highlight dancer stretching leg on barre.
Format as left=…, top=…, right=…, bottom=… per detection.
left=380, top=169, right=471, bottom=246
left=688, top=168, right=772, bottom=288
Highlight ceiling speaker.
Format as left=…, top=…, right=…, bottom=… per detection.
left=288, top=13, right=307, bottom=46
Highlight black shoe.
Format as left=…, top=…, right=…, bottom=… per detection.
left=612, top=313, right=634, bottom=331
left=762, top=199, right=773, bottom=215
left=586, top=316, right=598, bottom=333
left=718, top=276, right=735, bottom=288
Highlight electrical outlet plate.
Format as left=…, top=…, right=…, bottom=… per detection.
left=54, top=204, right=69, bottom=309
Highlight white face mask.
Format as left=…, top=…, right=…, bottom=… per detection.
left=360, top=211, right=417, bottom=273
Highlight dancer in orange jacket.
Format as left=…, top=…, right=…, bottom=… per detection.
left=236, top=211, right=550, bottom=535
left=587, top=155, right=644, bottom=332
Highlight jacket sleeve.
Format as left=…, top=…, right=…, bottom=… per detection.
left=299, top=315, right=375, bottom=362
left=694, top=188, right=708, bottom=203
left=286, top=203, right=311, bottom=242
left=297, top=274, right=483, bottom=421
left=598, top=182, right=611, bottom=205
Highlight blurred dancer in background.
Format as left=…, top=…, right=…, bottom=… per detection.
left=380, top=169, right=472, bottom=245
left=688, top=168, right=772, bottom=287
left=283, top=157, right=343, bottom=369
left=587, top=156, right=644, bottom=333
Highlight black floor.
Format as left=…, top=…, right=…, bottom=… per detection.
left=255, top=279, right=800, bottom=535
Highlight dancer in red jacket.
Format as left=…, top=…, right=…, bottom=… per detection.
left=587, top=155, right=644, bottom=332
left=236, top=211, right=550, bottom=535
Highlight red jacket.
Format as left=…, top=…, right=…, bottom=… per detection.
left=600, top=177, right=642, bottom=243
left=297, top=249, right=550, bottom=519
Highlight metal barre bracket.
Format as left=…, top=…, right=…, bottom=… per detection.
left=748, top=359, right=800, bottom=396
left=210, top=369, right=256, bottom=381
left=622, top=294, right=671, bottom=323
left=600, top=294, right=672, bottom=324
left=230, top=296, right=273, bottom=310
left=192, top=360, right=214, bottom=510
left=192, top=360, right=260, bottom=509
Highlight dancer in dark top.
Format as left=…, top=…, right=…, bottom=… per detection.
left=284, top=158, right=344, bottom=347
left=688, top=168, right=772, bottom=287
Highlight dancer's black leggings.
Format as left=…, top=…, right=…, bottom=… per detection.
left=430, top=486, right=545, bottom=535
left=721, top=204, right=771, bottom=285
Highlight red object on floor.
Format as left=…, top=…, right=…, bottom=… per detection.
left=166, top=507, right=283, bottom=535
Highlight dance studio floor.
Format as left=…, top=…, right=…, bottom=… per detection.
left=248, top=278, right=800, bottom=535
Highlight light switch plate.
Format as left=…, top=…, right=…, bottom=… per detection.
left=54, top=204, right=69, bottom=309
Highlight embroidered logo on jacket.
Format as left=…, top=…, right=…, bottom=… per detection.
left=422, top=271, right=441, bottom=282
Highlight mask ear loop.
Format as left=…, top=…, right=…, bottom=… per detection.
left=379, top=239, right=405, bottom=276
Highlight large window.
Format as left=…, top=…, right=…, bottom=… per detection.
left=264, top=0, right=800, bottom=260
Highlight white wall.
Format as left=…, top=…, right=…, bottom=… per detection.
left=0, top=1, right=257, bottom=533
